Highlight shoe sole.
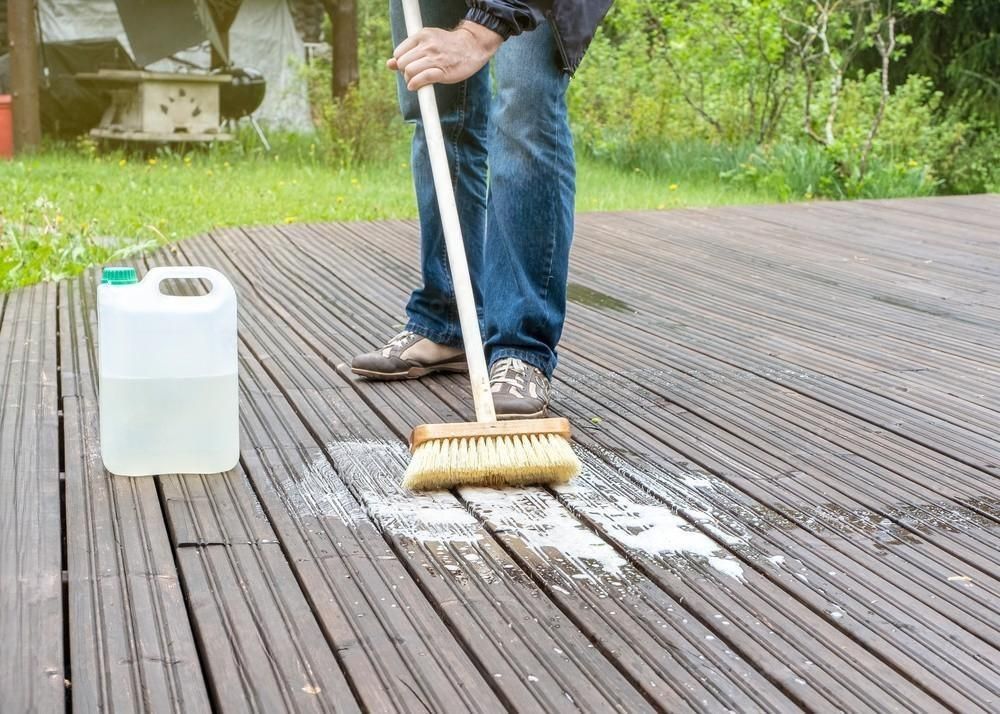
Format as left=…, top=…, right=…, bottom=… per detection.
left=351, top=362, right=468, bottom=381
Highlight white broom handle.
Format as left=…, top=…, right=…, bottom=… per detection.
left=400, top=0, right=496, bottom=423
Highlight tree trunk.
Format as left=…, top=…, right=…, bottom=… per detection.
left=7, top=0, right=41, bottom=152
left=321, top=0, right=358, bottom=99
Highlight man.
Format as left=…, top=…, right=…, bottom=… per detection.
left=351, top=0, right=612, bottom=418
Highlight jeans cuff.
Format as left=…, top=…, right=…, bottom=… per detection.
left=489, top=347, right=555, bottom=380
left=405, top=319, right=464, bottom=349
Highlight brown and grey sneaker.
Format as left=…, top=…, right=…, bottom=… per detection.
left=351, top=330, right=467, bottom=380
left=489, top=357, right=551, bottom=420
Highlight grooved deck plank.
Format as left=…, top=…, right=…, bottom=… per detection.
left=7, top=195, right=999, bottom=713
left=193, top=230, right=665, bottom=713
left=223, top=219, right=904, bottom=711
left=60, top=271, right=212, bottom=714
left=0, top=284, right=63, bottom=713
left=267, top=197, right=999, bottom=712
left=148, top=250, right=463, bottom=713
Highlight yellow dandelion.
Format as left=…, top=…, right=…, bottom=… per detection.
left=669, top=183, right=678, bottom=191
left=148, top=158, right=157, bottom=166
left=284, top=216, right=297, bottom=224
left=907, top=159, right=918, bottom=168
left=118, top=158, right=127, bottom=167
left=336, top=196, right=344, bottom=203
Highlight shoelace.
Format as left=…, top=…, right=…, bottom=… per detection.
left=490, top=357, right=529, bottom=389
left=386, top=330, right=416, bottom=349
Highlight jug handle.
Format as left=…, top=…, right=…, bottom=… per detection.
left=144, top=266, right=236, bottom=301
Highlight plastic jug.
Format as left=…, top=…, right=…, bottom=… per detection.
left=98, top=266, right=239, bottom=476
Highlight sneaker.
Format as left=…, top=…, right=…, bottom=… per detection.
left=351, top=330, right=467, bottom=380
left=489, top=357, right=551, bottom=419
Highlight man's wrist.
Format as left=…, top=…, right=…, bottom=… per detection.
left=459, top=12, right=509, bottom=49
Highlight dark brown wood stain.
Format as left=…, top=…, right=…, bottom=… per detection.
left=4, top=195, right=999, bottom=713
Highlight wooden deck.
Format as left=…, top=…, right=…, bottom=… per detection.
left=3, top=195, right=999, bottom=713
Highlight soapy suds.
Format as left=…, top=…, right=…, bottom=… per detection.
left=572, top=447, right=748, bottom=581
left=554, top=480, right=747, bottom=583
left=283, top=440, right=481, bottom=543
left=285, top=438, right=749, bottom=583
left=464, top=487, right=630, bottom=579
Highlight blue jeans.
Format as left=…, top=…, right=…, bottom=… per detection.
left=390, top=0, right=575, bottom=379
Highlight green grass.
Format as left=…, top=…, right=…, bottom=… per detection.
left=0, top=137, right=778, bottom=292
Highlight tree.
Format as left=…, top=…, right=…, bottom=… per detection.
left=783, top=0, right=951, bottom=178
left=320, top=0, right=358, bottom=99
left=7, top=0, right=41, bottom=152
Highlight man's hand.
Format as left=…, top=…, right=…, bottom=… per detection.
left=389, top=20, right=503, bottom=91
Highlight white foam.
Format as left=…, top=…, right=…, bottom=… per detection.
left=464, top=487, right=629, bottom=578
left=287, top=439, right=747, bottom=582
left=284, top=440, right=482, bottom=543
left=570, top=449, right=747, bottom=581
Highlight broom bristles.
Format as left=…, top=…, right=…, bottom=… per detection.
left=403, top=432, right=580, bottom=491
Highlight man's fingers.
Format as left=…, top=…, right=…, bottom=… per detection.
left=386, top=57, right=398, bottom=70
left=402, top=56, right=441, bottom=84
left=392, top=33, right=420, bottom=61
left=394, top=42, right=437, bottom=75
left=408, top=67, right=445, bottom=91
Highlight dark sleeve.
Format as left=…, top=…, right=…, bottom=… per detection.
left=464, top=0, right=547, bottom=40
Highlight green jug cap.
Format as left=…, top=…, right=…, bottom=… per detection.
left=101, top=266, right=138, bottom=285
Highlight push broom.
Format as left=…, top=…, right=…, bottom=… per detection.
left=399, top=0, right=580, bottom=491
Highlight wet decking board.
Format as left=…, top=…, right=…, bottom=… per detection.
left=253, top=207, right=993, bottom=710
left=2, top=196, right=998, bottom=712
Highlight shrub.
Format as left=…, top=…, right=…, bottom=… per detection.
left=827, top=73, right=966, bottom=195
left=304, top=0, right=407, bottom=167
left=940, top=123, right=1000, bottom=194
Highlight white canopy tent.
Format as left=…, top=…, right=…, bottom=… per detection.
left=37, top=0, right=313, bottom=131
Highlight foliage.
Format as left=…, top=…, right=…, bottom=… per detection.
left=892, top=0, right=1000, bottom=121
left=570, top=0, right=990, bottom=200
left=943, top=124, right=1000, bottom=194
left=305, top=0, right=407, bottom=167
left=0, top=197, right=155, bottom=292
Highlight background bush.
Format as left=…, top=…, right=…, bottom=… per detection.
left=300, top=0, right=994, bottom=199
left=568, top=0, right=996, bottom=199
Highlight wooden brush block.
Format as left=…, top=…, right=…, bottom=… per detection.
left=409, top=417, right=572, bottom=451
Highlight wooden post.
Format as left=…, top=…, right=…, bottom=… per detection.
left=321, top=0, right=359, bottom=99
left=7, top=0, right=41, bottom=152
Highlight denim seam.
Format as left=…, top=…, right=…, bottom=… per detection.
left=539, top=85, right=570, bottom=311
left=490, top=348, right=554, bottom=379
left=437, top=79, right=470, bottom=344
left=406, top=318, right=463, bottom=349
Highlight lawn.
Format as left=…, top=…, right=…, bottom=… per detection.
left=0, top=137, right=775, bottom=292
